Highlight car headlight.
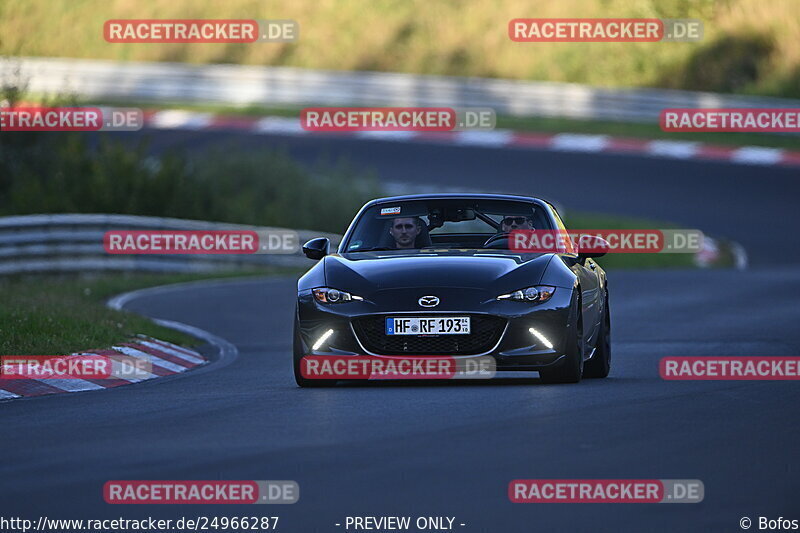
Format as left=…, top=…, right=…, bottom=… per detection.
left=496, top=285, right=556, bottom=303
left=312, top=287, right=364, bottom=303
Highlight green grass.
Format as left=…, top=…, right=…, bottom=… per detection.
left=2, top=0, right=799, bottom=98
left=0, top=269, right=302, bottom=355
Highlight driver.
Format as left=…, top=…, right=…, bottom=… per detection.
left=500, top=216, right=533, bottom=233
left=484, top=215, right=534, bottom=248
left=389, top=217, right=422, bottom=249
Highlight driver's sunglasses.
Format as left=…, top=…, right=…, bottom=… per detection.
left=502, top=217, right=528, bottom=226
left=393, top=223, right=415, bottom=230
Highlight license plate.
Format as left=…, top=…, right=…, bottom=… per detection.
left=385, top=317, right=471, bottom=335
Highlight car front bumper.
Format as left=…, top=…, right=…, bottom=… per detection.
left=296, top=286, right=575, bottom=371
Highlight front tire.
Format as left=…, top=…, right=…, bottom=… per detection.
left=584, top=290, right=611, bottom=379
left=539, top=295, right=584, bottom=384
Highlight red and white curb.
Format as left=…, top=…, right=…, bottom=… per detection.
left=143, top=110, right=800, bottom=168
left=0, top=337, right=206, bottom=401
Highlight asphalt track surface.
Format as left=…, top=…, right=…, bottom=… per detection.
left=2, top=129, right=800, bottom=533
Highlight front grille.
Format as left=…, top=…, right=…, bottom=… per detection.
left=352, top=314, right=506, bottom=355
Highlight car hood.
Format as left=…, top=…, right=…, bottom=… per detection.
left=324, top=251, right=553, bottom=294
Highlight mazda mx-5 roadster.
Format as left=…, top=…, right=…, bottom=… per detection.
left=293, top=193, right=610, bottom=387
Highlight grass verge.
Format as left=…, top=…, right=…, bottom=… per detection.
left=0, top=268, right=303, bottom=356
left=2, top=0, right=798, bottom=98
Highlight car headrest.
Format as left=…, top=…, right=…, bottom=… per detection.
left=416, top=223, right=432, bottom=247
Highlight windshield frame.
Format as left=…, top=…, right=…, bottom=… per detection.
left=338, top=196, right=556, bottom=254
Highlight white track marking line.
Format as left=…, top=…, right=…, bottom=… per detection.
left=72, top=352, right=156, bottom=382
left=731, top=147, right=783, bottom=165
left=112, top=346, right=189, bottom=374
left=254, top=116, right=306, bottom=135
left=144, top=337, right=204, bottom=358
left=453, top=130, right=514, bottom=146
left=38, top=378, right=105, bottom=392
left=551, top=134, right=610, bottom=152
left=646, top=140, right=699, bottom=159
left=137, top=341, right=205, bottom=365
left=149, top=110, right=213, bottom=130
left=354, top=131, right=419, bottom=140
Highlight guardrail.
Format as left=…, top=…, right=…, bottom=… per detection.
left=0, top=214, right=337, bottom=275
left=5, top=57, right=800, bottom=124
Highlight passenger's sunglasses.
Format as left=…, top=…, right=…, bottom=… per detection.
left=502, top=217, right=528, bottom=226
left=393, top=223, right=416, bottom=230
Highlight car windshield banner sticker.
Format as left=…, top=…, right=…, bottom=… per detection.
left=380, top=206, right=402, bottom=216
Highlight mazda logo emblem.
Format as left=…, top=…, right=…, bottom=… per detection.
left=418, top=295, right=440, bottom=307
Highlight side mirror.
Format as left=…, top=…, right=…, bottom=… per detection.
left=302, top=237, right=330, bottom=260
left=576, top=234, right=609, bottom=259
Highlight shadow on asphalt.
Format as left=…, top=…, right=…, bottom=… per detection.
left=306, top=376, right=629, bottom=388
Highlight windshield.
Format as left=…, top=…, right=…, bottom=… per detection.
left=343, top=199, right=552, bottom=252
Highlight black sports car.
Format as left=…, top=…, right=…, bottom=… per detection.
left=294, top=193, right=610, bottom=386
